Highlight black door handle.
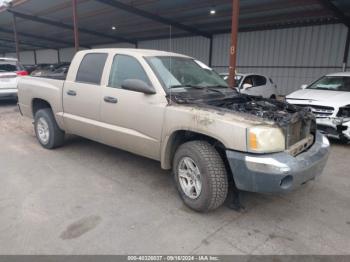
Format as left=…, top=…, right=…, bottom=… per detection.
left=104, top=96, right=118, bottom=104
left=67, top=90, right=77, bottom=96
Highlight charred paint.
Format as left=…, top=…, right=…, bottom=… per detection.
left=172, top=92, right=314, bottom=128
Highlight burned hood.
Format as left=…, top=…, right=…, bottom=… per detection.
left=170, top=91, right=315, bottom=128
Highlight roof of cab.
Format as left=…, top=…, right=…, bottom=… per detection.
left=78, top=48, right=191, bottom=58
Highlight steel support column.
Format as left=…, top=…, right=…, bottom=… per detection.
left=209, top=37, right=213, bottom=67
left=57, top=49, right=61, bottom=63
left=228, top=0, right=240, bottom=88
left=72, top=0, right=79, bottom=53
left=33, top=50, right=37, bottom=64
left=12, top=14, right=20, bottom=61
left=317, top=0, right=350, bottom=72
left=343, top=27, right=350, bottom=71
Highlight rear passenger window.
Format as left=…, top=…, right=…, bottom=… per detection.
left=252, top=75, right=267, bottom=86
left=76, top=53, right=108, bottom=85
left=109, top=55, right=150, bottom=88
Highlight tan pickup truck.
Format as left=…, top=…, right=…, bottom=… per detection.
left=18, top=49, right=330, bottom=212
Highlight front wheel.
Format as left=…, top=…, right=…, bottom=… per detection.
left=173, top=141, right=228, bottom=212
left=34, top=108, right=65, bottom=149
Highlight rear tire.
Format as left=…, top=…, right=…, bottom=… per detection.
left=34, top=108, right=65, bottom=149
left=173, top=141, right=228, bottom=212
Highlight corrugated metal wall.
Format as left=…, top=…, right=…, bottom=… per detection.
left=5, top=49, right=60, bottom=64
left=18, top=51, right=35, bottom=64
left=59, top=48, right=76, bottom=62
left=4, top=23, right=348, bottom=95
left=139, top=36, right=211, bottom=65
left=3, top=52, right=16, bottom=59
left=212, top=23, right=348, bottom=95
left=92, top=43, right=136, bottom=49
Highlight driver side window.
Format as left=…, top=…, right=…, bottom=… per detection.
left=242, top=76, right=254, bottom=86
left=108, top=54, right=150, bottom=89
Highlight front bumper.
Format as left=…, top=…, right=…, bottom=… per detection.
left=316, top=117, right=350, bottom=140
left=0, top=88, right=18, bottom=99
left=226, top=132, right=330, bottom=193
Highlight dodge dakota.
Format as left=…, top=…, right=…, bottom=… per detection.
left=17, top=49, right=330, bottom=212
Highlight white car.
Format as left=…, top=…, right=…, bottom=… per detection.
left=287, top=72, right=350, bottom=143
left=220, top=73, right=277, bottom=98
left=0, top=58, right=28, bottom=101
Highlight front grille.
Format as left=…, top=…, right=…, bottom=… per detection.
left=296, top=104, right=334, bottom=118
left=318, top=125, right=339, bottom=136
left=286, top=134, right=314, bottom=157
left=286, top=118, right=313, bottom=149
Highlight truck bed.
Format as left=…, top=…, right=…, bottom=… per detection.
left=31, top=74, right=67, bottom=81
left=17, top=76, right=65, bottom=122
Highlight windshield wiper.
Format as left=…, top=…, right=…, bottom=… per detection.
left=170, top=84, right=227, bottom=89
left=206, top=85, right=228, bottom=89
left=169, top=84, right=200, bottom=89
left=169, top=84, right=225, bottom=94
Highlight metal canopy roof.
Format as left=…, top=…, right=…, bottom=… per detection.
left=0, top=0, right=349, bottom=53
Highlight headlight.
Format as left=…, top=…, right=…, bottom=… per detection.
left=247, top=126, right=285, bottom=153
left=337, top=105, right=350, bottom=118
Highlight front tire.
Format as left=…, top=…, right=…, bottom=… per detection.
left=34, top=108, right=65, bottom=149
left=173, top=141, right=228, bottom=212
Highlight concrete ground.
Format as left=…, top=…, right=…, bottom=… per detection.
left=0, top=100, right=349, bottom=255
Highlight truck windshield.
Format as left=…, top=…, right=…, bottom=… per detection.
left=146, top=56, right=228, bottom=90
left=307, top=76, right=350, bottom=92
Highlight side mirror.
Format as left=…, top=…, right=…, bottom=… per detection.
left=121, top=79, right=156, bottom=95
left=301, top=84, right=308, bottom=89
left=242, top=83, right=253, bottom=90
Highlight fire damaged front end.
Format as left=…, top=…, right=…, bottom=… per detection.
left=226, top=132, right=329, bottom=193
left=173, top=93, right=330, bottom=193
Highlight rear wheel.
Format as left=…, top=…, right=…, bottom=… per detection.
left=173, top=141, right=228, bottom=212
left=34, top=108, right=65, bottom=149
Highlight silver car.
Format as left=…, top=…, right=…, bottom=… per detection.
left=0, top=58, right=28, bottom=100
left=220, top=72, right=278, bottom=99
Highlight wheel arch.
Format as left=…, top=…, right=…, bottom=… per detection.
left=161, top=129, right=227, bottom=170
left=32, top=98, right=53, bottom=117
left=31, top=98, right=65, bottom=130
